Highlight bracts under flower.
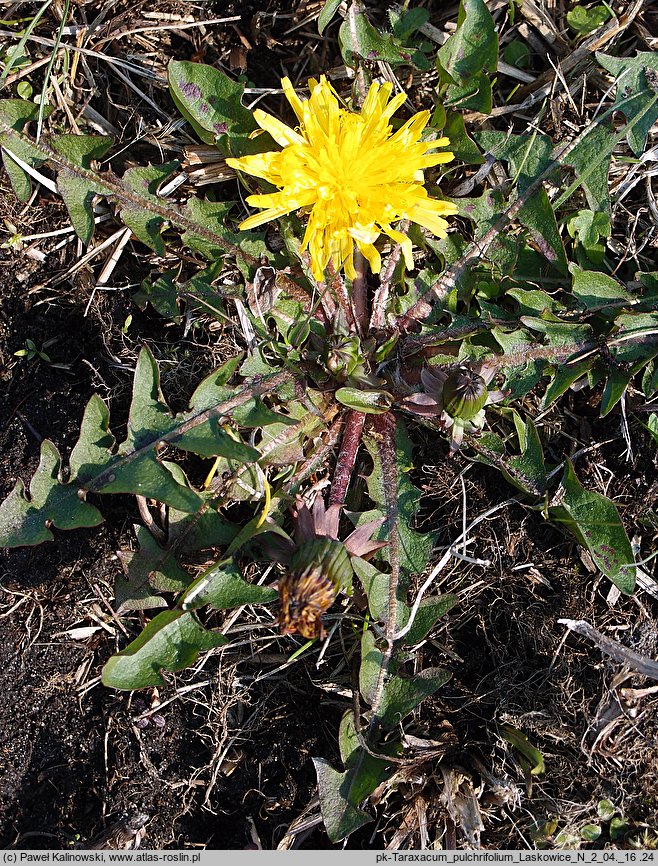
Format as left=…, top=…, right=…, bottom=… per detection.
left=263, top=495, right=387, bottom=640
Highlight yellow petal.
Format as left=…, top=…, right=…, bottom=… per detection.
left=253, top=109, right=304, bottom=147
left=230, top=74, right=456, bottom=281
left=384, top=226, right=414, bottom=270
left=355, top=239, right=381, bottom=275
left=282, top=77, right=305, bottom=123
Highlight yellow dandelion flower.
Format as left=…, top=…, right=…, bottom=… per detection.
left=226, top=76, right=458, bottom=282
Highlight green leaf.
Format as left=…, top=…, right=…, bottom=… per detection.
left=500, top=723, right=545, bottom=774
left=318, top=0, right=342, bottom=34
left=101, top=610, right=227, bottom=690
left=313, top=758, right=373, bottom=842
left=597, top=799, right=617, bottom=822
left=339, top=3, right=430, bottom=70
left=180, top=560, right=277, bottom=610
left=456, top=189, right=518, bottom=274
left=490, top=327, right=544, bottom=399
left=442, top=111, right=484, bottom=164
left=390, top=7, right=430, bottom=41
left=503, top=39, right=530, bottom=69
left=474, top=131, right=565, bottom=269
left=69, top=393, right=116, bottom=480
left=0, top=355, right=294, bottom=548
left=609, top=816, right=630, bottom=840
left=314, top=711, right=400, bottom=842
left=599, top=368, right=630, bottom=417
left=57, top=174, right=100, bottom=245
left=172, top=419, right=260, bottom=461
left=338, top=711, right=394, bottom=790
left=359, top=631, right=450, bottom=728
left=645, top=413, right=658, bottom=445
left=596, top=51, right=658, bottom=156
left=121, top=163, right=178, bottom=254
left=50, top=133, right=113, bottom=168
left=444, top=72, right=492, bottom=113
left=167, top=60, right=259, bottom=153
left=567, top=4, right=611, bottom=36
left=560, top=119, right=612, bottom=213
left=335, top=387, right=393, bottom=414
left=548, top=460, right=636, bottom=593
left=377, top=666, right=451, bottom=728
left=133, top=272, right=181, bottom=323
left=165, top=468, right=239, bottom=554
left=0, top=439, right=102, bottom=547
left=437, top=0, right=497, bottom=84
left=3, top=149, right=32, bottom=200
left=361, top=418, right=436, bottom=579
left=474, top=413, right=548, bottom=499
left=542, top=356, right=592, bottom=407
left=580, top=824, right=602, bottom=842
left=517, top=187, right=567, bottom=272
left=189, top=365, right=293, bottom=427
left=115, top=524, right=191, bottom=612
left=506, top=411, right=548, bottom=496
left=182, top=197, right=263, bottom=261
left=401, top=594, right=458, bottom=645
left=0, top=99, right=50, bottom=200
left=571, top=265, right=632, bottom=310
left=92, top=347, right=202, bottom=512
left=566, top=211, right=610, bottom=264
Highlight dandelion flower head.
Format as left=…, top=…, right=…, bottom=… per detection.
left=226, top=76, right=457, bottom=281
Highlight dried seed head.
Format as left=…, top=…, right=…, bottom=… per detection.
left=278, top=537, right=352, bottom=640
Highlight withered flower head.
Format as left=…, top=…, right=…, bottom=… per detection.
left=275, top=496, right=386, bottom=641
left=404, top=361, right=507, bottom=453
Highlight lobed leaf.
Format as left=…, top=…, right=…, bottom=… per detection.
left=0, top=440, right=102, bottom=547
left=360, top=417, right=436, bottom=580
left=0, top=348, right=296, bottom=548
left=339, top=3, right=430, bottom=71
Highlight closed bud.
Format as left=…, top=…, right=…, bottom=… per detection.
left=442, top=367, right=488, bottom=420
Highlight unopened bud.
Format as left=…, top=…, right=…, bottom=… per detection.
left=442, top=367, right=488, bottom=420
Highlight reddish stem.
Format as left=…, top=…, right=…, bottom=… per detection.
left=329, top=410, right=366, bottom=507
left=351, top=250, right=369, bottom=335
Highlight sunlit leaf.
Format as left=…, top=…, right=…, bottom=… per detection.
left=548, top=460, right=636, bottom=593
left=102, top=610, right=227, bottom=690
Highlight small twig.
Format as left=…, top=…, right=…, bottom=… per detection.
left=558, top=619, right=658, bottom=680
left=93, top=15, right=242, bottom=46
left=136, top=495, right=166, bottom=544
left=1, top=145, right=57, bottom=193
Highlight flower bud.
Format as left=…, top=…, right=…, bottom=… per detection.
left=441, top=367, right=488, bottom=420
